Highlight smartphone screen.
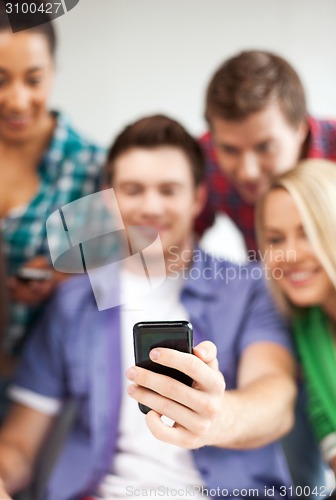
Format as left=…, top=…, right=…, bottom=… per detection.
left=133, top=320, right=193, bottom=414
left=16, top=267, right=53, bottom=282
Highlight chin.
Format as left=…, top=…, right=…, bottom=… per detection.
left=238, top=190, right=259, bottom=205
left=287, top=293, right=318, bottom=308
left=1, top=127, right=33, bottom=142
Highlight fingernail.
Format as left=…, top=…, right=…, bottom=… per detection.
left=150, top=349, right=160, bottom=361
left=126, top=368, right=136, bottom=380
left=127, top=384, right=136, bottom=395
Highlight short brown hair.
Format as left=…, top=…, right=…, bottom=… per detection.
left=205, top=50, right=307, bottom=127
left=106, top=114, right=205, bottom=186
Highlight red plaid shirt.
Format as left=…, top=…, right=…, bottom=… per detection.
left=195, top=116, right=336, bottom=251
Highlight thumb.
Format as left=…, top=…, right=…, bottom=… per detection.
left=193, top=341, right=219, bottom=370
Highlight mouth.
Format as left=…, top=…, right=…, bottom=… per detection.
left=2, top=115, right=32, bottom=129
left=238, top=182, right=264, bottom=202
left=284, top=269, right=319, bottom=286
left=131, top=224, right=168, bottom=234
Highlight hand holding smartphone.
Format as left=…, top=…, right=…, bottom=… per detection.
left=133, top=320, right=193, bottom=414
left=9, top=265, right=55, bottom=306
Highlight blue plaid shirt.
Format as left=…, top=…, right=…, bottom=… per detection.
left=1, top=111, right=106, bottom=351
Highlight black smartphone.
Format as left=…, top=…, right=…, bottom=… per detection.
left=133, top=320, right=194, bottom=414
left=16, top=267, right=54, bottom=282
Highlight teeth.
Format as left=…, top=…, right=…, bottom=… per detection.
left=288, top=272, right=312, bottom=282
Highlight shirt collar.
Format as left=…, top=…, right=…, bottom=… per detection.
left=181, top=247, right=221, bottom=300
left=39, top=111, right=72, bottom=178
left=87, top=246, right=221, bottom=310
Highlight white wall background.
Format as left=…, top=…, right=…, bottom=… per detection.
left=51, top=0, right=336, bottom=147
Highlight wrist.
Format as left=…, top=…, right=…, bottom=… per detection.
left=208, top=390, right=236, bottom=448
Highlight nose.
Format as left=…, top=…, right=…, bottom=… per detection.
left=141, top=190, right=165, bottom=217
left=5, top=83, right=30, bottom=113
left=282, top=236, right=305, bottom=264
left=238, top=152, right=262, bottom=182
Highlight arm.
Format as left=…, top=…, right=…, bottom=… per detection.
left=219, top=341, right=296, bottom=448
left=126, top=340, right=296, bottom=449
left=0, top=403, right=54, bottom=494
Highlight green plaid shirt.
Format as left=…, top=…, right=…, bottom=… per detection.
left=1, top=111, right=106, bottom=352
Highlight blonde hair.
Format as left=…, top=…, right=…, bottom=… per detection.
left=255, top=159, right=336, bottom=317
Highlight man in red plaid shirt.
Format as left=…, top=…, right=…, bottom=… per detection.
left=196, top=50, right=336, bottom=252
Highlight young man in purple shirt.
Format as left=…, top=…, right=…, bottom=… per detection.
left=0, top=115, right=296, bottom=500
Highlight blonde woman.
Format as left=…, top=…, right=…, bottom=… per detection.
left=256, top=159, right=336, bottom=479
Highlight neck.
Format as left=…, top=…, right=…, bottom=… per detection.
left=121, top=236, right=196, bottom=278
left=165, top=236, right=195, bottom=276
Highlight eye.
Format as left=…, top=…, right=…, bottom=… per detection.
left=265, top=236, right=284, bottom=245
left=119, top=184, right=142, bottom=195
left=27, top=77, right=42, bottom=86
left=0, top=78, right=7, bottom=88
left=219, top=144, right=239, bottom=156
left=125, top=188, right=142, bottom=196
left=161, top=187, right=176, bottom=196
left=256, top=142, right=272, bottom=154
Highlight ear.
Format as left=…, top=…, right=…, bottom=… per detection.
left=297, top=119, right=309, bottom=145
left=193, top=183, right=208, bottom=218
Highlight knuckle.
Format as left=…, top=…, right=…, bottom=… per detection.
left=165, top=377, right=180, bottom=399
left=159, top=398, right=173, bottom=417
left=194, top=418, right=211, bottom=437
left=140, top=367, right=156, bottom=388
left=213, top=372, right=226, bottom=393
left=188, top=355, right=199, bottom=375
left=136, top=368, right=147, bottom=385
left=201, top=396, right=217, bottom=417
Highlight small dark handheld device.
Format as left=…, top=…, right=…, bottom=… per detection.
left=16, top=267, right=54, bottom=282
left=133, top=320, right=193, bottom=414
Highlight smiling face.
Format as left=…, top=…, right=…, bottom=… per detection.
left=211, top=103, right=308, bottom=204
left=0, top=31, right=54, bottom=144
left=262, top=188, right=336, bottom=309
left=111, top=146, right=205, bottom=262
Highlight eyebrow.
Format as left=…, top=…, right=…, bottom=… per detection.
left=119, top=181, right=183, bottom=186
left=264, top=227, right=283, bottom=233
left=265, top=224, right=304, bottom=232
left=0, top=65, right=45, bottom=73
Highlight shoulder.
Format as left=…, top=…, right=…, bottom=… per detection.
left=188, top=250, right=269, bottom=299
left=52, top=111, right=106, bottom=167
left=198, top=130, right=217, bottom=160
left=199, top=253, right=284, bottom=321
left=185, top=252, right=291, bottom=353
left=198, top=130, right=212, bottom=147
left=48, top=274, right=96, bottom=323
left=308, top=116, right=336, bottom=159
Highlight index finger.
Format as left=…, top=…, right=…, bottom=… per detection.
left=149, top=346, right=222, bottom=393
